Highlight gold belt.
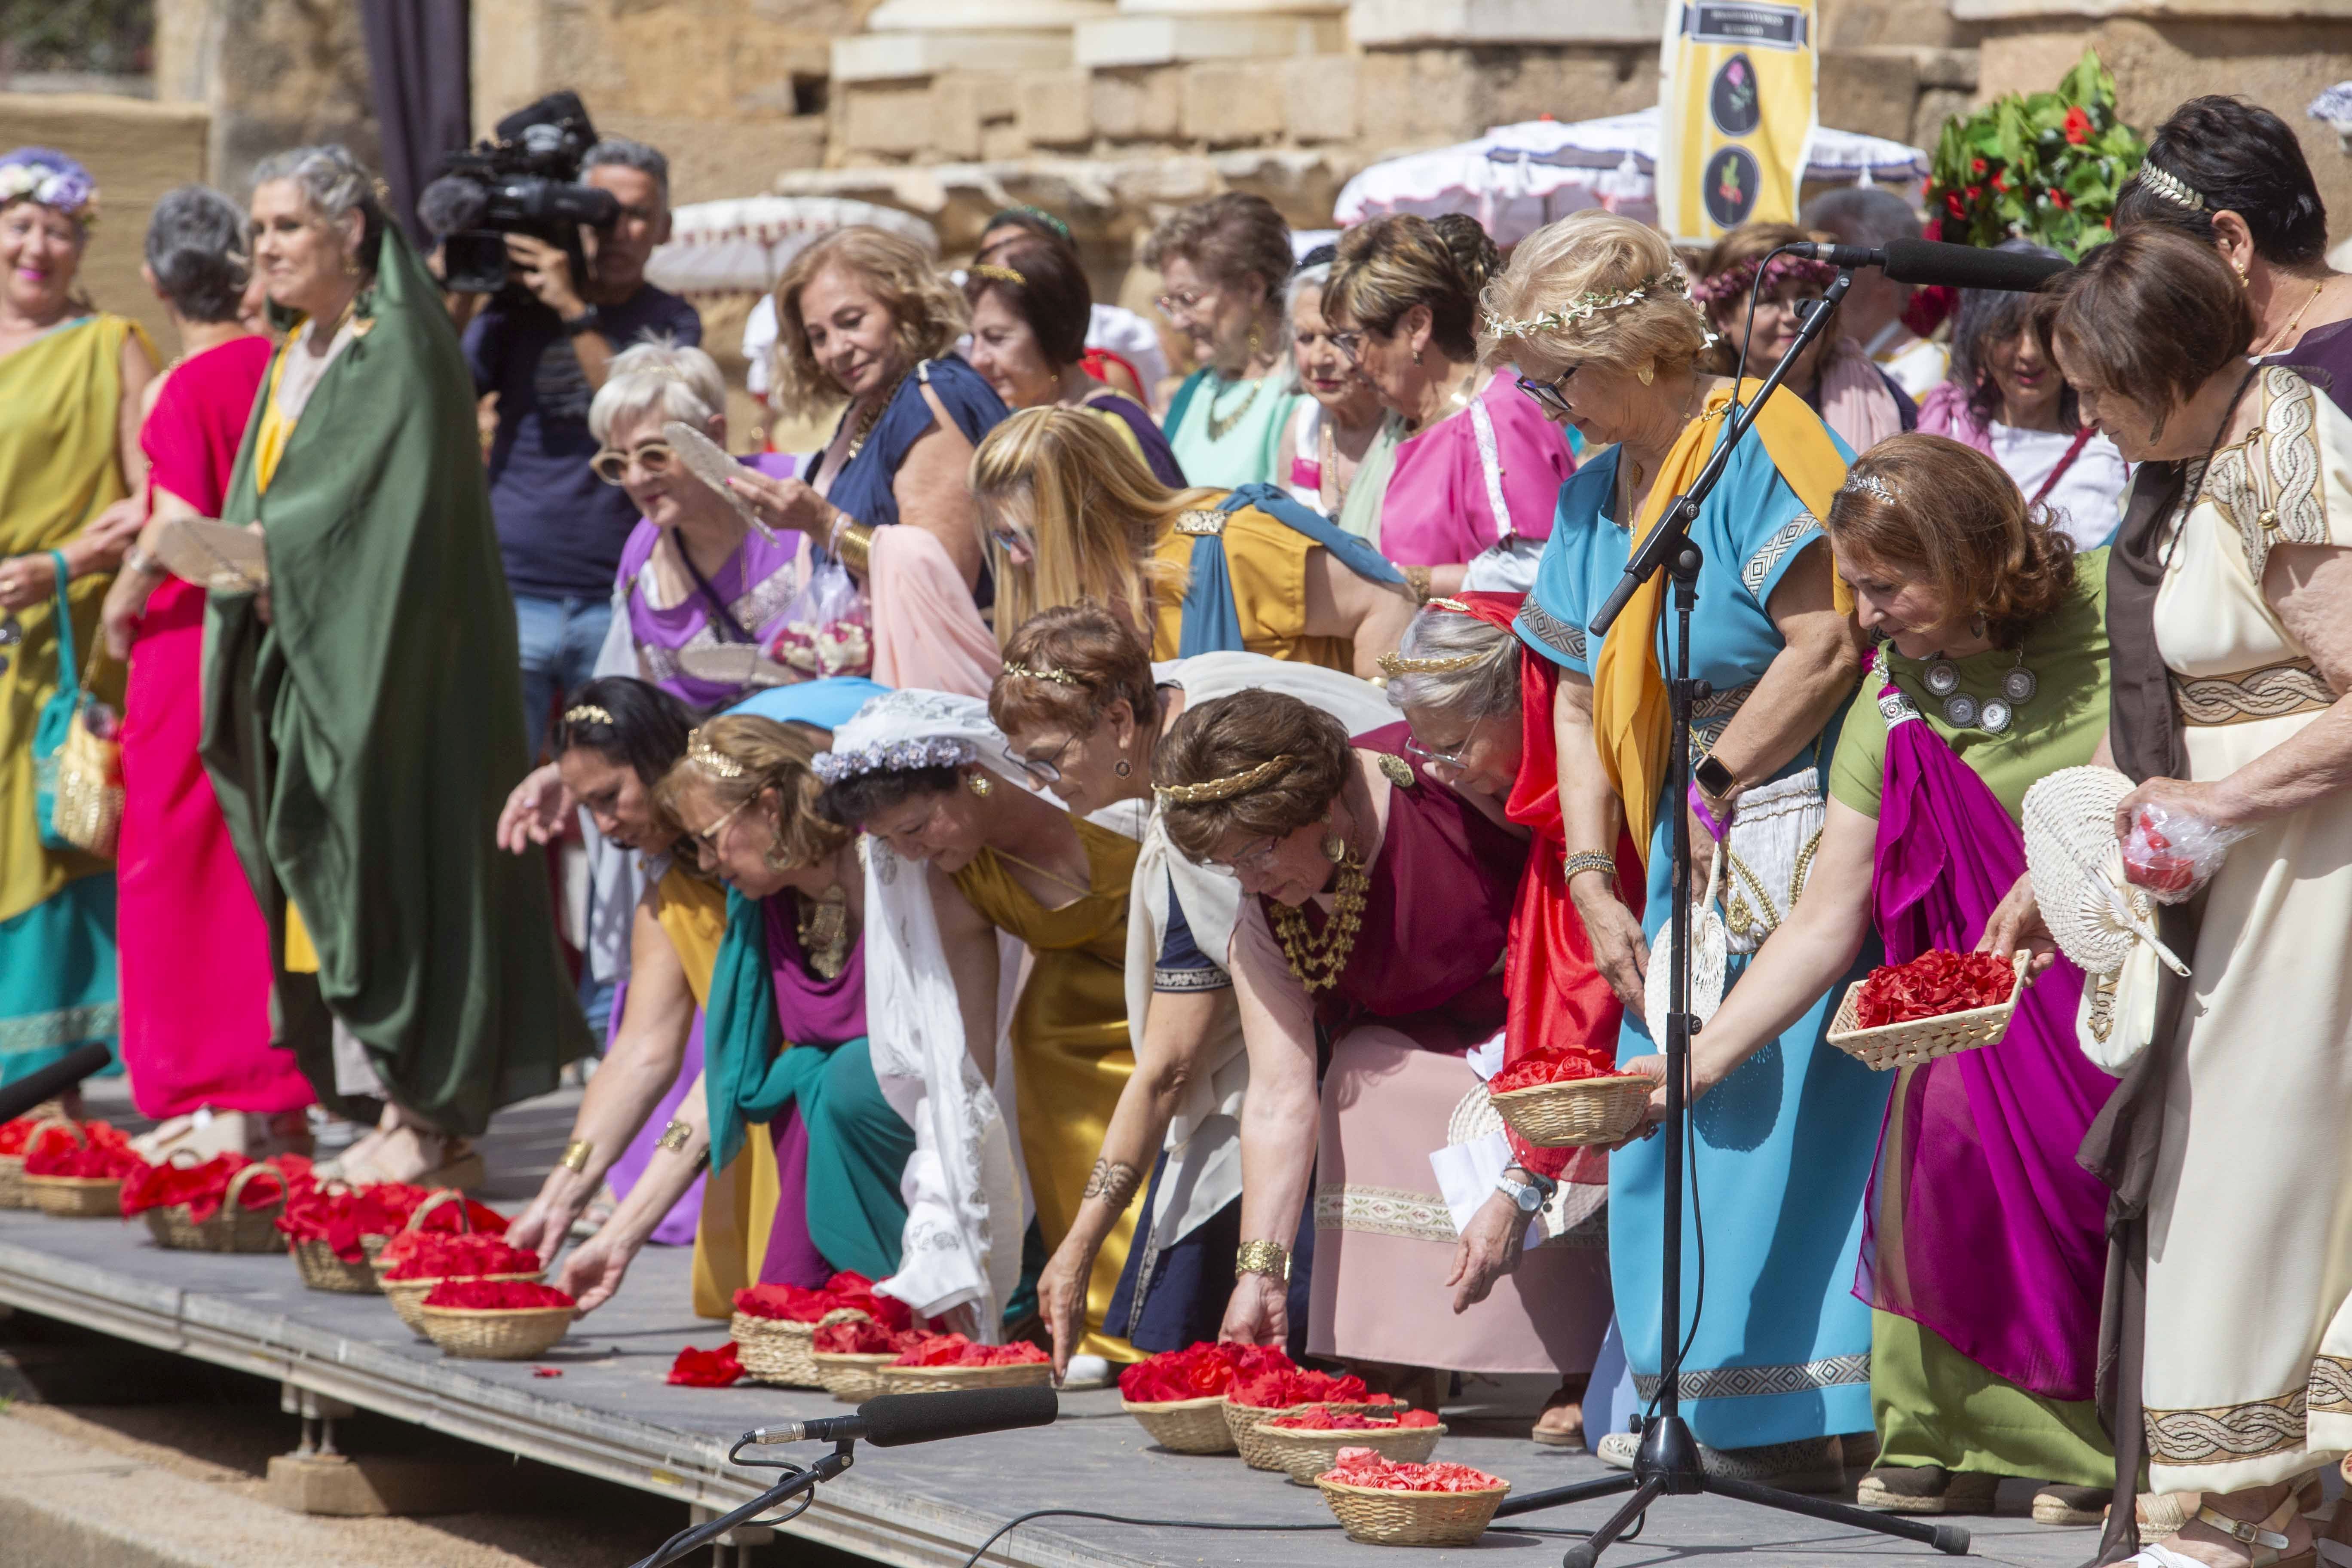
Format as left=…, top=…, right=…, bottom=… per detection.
left=2171, top=657, right=2337, bottom=726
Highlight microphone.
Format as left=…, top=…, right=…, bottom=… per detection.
left=1784, top=238, right=2071, bottom=291
left=0, top=1044, right=112, bottom=1127
left=748, top=1385, right=1058, bottom=1449
left=416, top=175, right=488, bottom=239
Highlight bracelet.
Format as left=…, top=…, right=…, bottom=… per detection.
left=1561, top=851, right=1617, bottom=883
left=1081, top=1158, right=1144, bottom=1212
left=558, top=1139, right=593, bottom=1174
left=830, top=516, right=873, bottom=576
left=1235, top=1240, right=1291, bottom=1281
left=123, top=545, right=162, bottom=578
left=1687, top=781, right=1731, bottom=843
left=1401, top=564, right=1433, bottom=604
left=655, top=1119, right=692, bottom=1154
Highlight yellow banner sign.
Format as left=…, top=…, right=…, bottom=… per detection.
left=1655, top=0, right=1819, bottom=246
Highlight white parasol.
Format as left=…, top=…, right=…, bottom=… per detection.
left=2021, top=766, right=2191, bottom=980
left=644, top=195, right=939, bottom=297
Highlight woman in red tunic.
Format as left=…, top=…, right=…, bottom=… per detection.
left=1153, top=689, right=1611, bottom=1414
left=100, top=187, right=310, bottom=1154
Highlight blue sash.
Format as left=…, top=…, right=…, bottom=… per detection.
left=1176, top=482, right=1404, bottom=656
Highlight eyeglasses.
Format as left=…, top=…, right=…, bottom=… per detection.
left=686, top=795, right=754, bottom=865
left=1155, top=289, right=1209, bottom=320
left=1516, top=366, right=1583, bottom=420
left=590, top=440, right=676, bottom=485
left=1210, top=834, right=1284, bottom=876
left=1403, top=735, right=1468, bottom=772
left=1330, top=330, right=1368, bottom=363
left=1015, top=734, right=1084, bottom=787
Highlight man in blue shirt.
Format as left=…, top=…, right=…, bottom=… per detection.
left=461, top=137, right=701, bottom=756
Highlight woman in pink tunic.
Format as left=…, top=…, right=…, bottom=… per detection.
left=100, top=187, right=310, bottom=1147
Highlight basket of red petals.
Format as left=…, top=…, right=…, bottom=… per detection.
left=124, top=1153, right=293, bottom=1252
left=416, top=1279, right=577, bottom=1360
left=382, top=1234, right=543, bottom=1336
left=729, top=1273, right=909, bottom=1388
left=1222, top=1366, right=1402, bottom=1472
left=1118, top=1342, right=1293, bottom=1454
left=276, top=1177, right=448, bottom=1293
left=1315, top=1450, right=1509, bottom=1547
left=1486, top=1053, right=1653, bottom=1148
left=1255, top=1409, right=1446, bottom=1485
left=1828, top=949, right=2032, bottom=1070
left=875, top=1334, right=1052, bottom=1393
left=26, top=1121, right=141, bottom=1217
left=811, top=1317, right=920, bottom=1403
left=0, top=1115, right=80, bottom=1209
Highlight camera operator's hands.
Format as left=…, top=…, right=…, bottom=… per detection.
left=505, top=233, right=588, bottom=321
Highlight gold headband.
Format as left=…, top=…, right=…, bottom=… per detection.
left=1377, top=649, right=1489, bottom=677
left=973, top=263, right=1026, bottom=286
left=564, top=704, right=614, bottom=726
left=685, top=726, right=744, bottom=780
left=1004, top=660, right=1083, bottom=688
left=1155, top=753, right=1295, bottom=806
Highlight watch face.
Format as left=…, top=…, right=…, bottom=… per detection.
left=1695, top=756, right=1736, bottom=798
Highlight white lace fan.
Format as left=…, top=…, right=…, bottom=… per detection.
left=2021, top=766, right=2191, bottom=980
left=1644, top=842, right=1728, bottom=1029
left=664, top=420, right=779, bottom=543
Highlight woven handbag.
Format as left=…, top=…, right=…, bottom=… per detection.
left=31, top=549, right=123, bottom=857
left=1719, top=766, right=1824, bottom=954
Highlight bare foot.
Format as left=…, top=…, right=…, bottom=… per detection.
left=2142, top=1482, right=2306, bottom=1568
left=1534, top=1376, right=1589, bottom=1447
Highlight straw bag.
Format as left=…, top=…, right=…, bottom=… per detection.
left=1718, top=766, right=1824, bottom=954
left=30, top=551, right=123, bottom=858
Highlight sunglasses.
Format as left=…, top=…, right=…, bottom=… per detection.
left=590, top=440, right=677, bottom=485
left=1516, top=366, right=1583, bottom=420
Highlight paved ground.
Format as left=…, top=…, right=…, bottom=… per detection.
left=24, top=1077, right=2119, bottom=1568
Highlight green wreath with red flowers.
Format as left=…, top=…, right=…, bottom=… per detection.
left=1925, top=48, right=2148, bottom=260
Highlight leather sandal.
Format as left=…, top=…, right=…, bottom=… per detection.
left=2132, top=1490, right=2313, bottom=1568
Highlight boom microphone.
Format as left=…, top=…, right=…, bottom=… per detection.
left=1784, top=238, right=2071, bottom=292
left=416, top=175, right=488, bottom=239
left=0, top=1043, right=112, bottom=1127
left=748, top=1385, right=1058, bottom=1449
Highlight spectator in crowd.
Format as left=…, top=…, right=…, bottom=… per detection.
left=976, top=204, right=1169, bottom=402
left=1145, top=194, right=1302, bottom=487
left=1277, top=250, right=1401, bottom=541
left=462, top=136, right=701, bottom=758
left=1801, top=186, right=1948, bottom=398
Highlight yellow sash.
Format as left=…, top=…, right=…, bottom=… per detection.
left=1590, top=380, right=1849, bottom=866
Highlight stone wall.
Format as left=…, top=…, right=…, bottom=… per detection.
left=153, top=0, right=376, bottom=200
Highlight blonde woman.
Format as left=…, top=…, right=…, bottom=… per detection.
left=970, top=407, right=1415, bottom=679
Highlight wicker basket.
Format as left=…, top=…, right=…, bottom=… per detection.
left=1251, top=1419, right=1446, bottom=1485
left=1223, top=1400, right=1399, bottom=1472
left=1123, top=1396, right=1239, bottom=1455
left=1489, top=1074, right=1654, bottom=1148
left=143, top=1161, right=289, bottom=1253
left=1826, top=950, right=2033, bottom=1071
left=0, top=1116, right=83, bottom=1211
left=383, top=1271, right=543, bottom=1337
left=732, top=1307, right=870, bottom=1389
left=1316, top=1476, right=1509, bottom=1547
left=28, top=1174, right=122, bottom=1218
left=417, top=1303, right=576, bottom=1360
left=813, top=1350, right=902, bottom=1403
left=291, top=1232, right=388, bottom=1294
left=875, top=1360, right=1054, bottom=1395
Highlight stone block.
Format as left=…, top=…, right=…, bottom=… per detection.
left=587, top=114, right=832, bottom=201
left=1282, top=53, right=1359, bottom=144
left=264, top=1452, right=501, bottom=1518
left=1819, top=49, right=1922, bottom=144
left=1349, top=0, right=1664, bottom=46
left=1094, top=65, right=1184, bottom=141
left=1182, top=60, right=1288, bottom=147
left=933, top=73, right=988, bottom=159
left=1077, top=12, right=1347, bottom=69
left=1017, top=68, right=1096, bottom=147
left=982, top=122, right=1035, bottom=161
left=839, top=82, right=937, bottom=159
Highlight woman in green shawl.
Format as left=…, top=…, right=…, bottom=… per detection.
left=201, top=145, right=588, bottom=1185
left=0, top=147, right=156, bottom=1084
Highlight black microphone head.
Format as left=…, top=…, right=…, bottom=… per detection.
left=1880, top=238, right=2070, bottom=292
left=855, top=1385, right=1058, bottom=1448
left=416, top=175, right=488, bottom=238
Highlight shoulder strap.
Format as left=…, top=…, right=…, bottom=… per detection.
left=46, top=550, right=78, bottom=699
left=667, top=528, right=754, bottom=643
left=1162, top=369, right=1210, bottom=435
left=1467, top=395, right=1516, bottom=544
left=1220, top=482, right=1405, bottom=585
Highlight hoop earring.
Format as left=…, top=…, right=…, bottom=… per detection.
left=764, top=842, right=790, bottom=872
left=965, top=771, right=993, bottom=798
left=342, top=248, right=361, bottom=279
left=1412, top=348, right=1423, bottom=365
left=1114, top=759, right=1132, bottom=778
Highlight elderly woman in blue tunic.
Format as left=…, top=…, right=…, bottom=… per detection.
left=1492, top=210, right=1879, bottom=1488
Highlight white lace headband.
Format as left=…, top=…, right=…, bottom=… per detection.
left=1484, top=269, right=1690, bottom=339
left=812, top=689, right=1018, bottom=787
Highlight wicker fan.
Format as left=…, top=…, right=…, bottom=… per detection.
left=674, top=642, right=798, bottom=689
left=1644, top=842, right=1727, bottom=1028
left=664, top=420, right=779, bottom=542
left=2021, top=766, right=2190, bottom=980
left=150, top=517, right=269, bottom=592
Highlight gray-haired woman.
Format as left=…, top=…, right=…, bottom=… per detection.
left=1277, top=254, right=1401, bottom=539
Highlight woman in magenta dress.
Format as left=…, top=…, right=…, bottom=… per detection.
left=99, top=186, right=310, bottom=1153
left=1154, top=689, right=1610, bottom=1408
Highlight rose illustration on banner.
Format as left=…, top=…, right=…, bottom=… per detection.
left=1703, top=146, right=1761, bottom=229
left=1709, top=53, right=1762, bottom=138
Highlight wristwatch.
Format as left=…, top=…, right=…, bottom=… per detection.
left=1497, top=1168, right=1555, bottom=1216
left=1693, top=750, right=1737, bottom=802
left=561, top=305, right=604, bottom=338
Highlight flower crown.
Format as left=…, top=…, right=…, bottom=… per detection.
left=1690, top=253, right=1837, bottom=306
left=2133, top=162, right=2207, bottom=214
left=0, top=162, right=97, bottom=224
left=563, top=704, right=614, bottom=726
left=812, top=736, right=977, bottom=785
left=1485, top=270, right=1687, bottom=338
left=1002, top=659, right=1081, bottom=687
left=1155, top=753, right=1294, bottom=807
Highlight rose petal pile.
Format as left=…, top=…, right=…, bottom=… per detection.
left=1230, top=1366, right=1384, bottom=1410
left=1854, top=949, right=2017, bottom=1029
left=277, top=1181, right=503, bottom=1264
left=1270, top=1409, right=1442, bottom=1430
left=731, top=1270, right=911, bottom=1330
left=669, top=1342, right=744, bottom=1387
left=889, top=1333, right=1049, bottom=1368
left=1320, top=1449, right=1503, bottom=1492
left=1118, top=1341, right=1295, bottom=1403
left=814, top=1318, right=919, bottom=1356
left=422, top=1279, right=574, bottom=1310
left=118, top=1154, right=293, bottom=1222
left=26, top=1120, right=140, bottom=1180
left=1487, top=1050, right=1617, bottom=1093
left=384, top=1233, right=540, bottom=1281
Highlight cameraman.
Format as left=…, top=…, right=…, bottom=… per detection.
left=461, top=137, right=701, bottom=757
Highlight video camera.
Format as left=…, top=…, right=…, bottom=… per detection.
left=419, top=90, right=620, bottom=299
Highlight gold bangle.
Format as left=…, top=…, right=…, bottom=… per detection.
left=558, top=1139, right=593, bottom=1174
left=833, top=519, right=873, bottom=576
left=1235, top=1240, right=1291, bottom=1281
left=1401, top=564, right=1432, bottom=604
left=1561, top=851, right=1617, bottom=883
left=655, top=1119, right=692, bottom=1154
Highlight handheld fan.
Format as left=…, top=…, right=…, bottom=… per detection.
left=2021, top=766, right=2190, bottom=979
left=664, top=420, right=779, bottom=543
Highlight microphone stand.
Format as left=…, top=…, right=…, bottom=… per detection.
left=630, top=1437, right=856, bottom=1568
left=1493, top=266, right=1967, bottom=1567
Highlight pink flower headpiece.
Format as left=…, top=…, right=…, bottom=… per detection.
left=1690, top=253, right=1838, bottom=308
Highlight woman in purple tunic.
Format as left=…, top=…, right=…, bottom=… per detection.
left=1644, top=435, right=2116, bottom=1525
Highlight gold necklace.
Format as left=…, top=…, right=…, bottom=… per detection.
left=1271, top=847, right=1370, bottom=993
left=2257, top=279, right=2330, bottom=356
left=844, top=371, right=908, bottom=462
left=1204, top=374, right=1262, bottom=442
left=796, top=885, right=851, bottom=980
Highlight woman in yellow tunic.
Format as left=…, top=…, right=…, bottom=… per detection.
left=967, top=407, right=1416, bottom=679
left=813, top=687, right=1143, bottom=1370
left=0, top=148, right=156, bottom=1084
